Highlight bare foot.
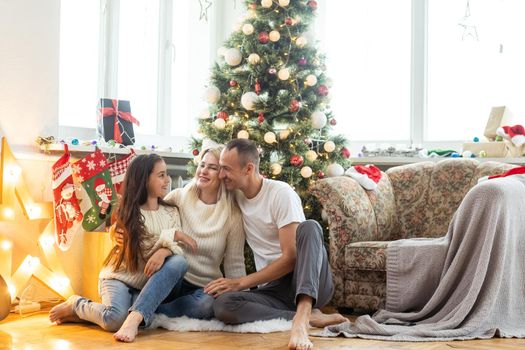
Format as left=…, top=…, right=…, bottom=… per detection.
left=309, top=309, right=348, bottom=328
left=113, top=311, right=143, bottom=343
left=288, top=315, right=313, bottom=350
left=49, top=295, right=81, bottom=324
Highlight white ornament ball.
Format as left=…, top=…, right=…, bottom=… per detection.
left=462, top=150, right=473, bottom=158
left=305, top=150, right=318, bottom=162
left=269, top=30, right=281, bottom=42
left=311, top=111, right=327, bottom=129
left=326, top=163, right=345, bottom=177
left=271, top=163, right=282, bottom=175
left=242, top=23, right=254, bottom=35
left=241, top=92, right=259, bottom=110
left=296, top=36, right=308, bottom=48
left=237, top=130, right=250, bottom=139
left=198, top=109, right=211, bottom=119
left=203, top=86, right=221, bottom=104
left=278, top=68, right=290, bottom=80
left=300, top=166, right=313, bottom=178
left=217, top=46, right=227, bottom=57
left=264, top=131, right=277, bottom=144
left=213, top=118, right=226, bottom=129
left=224, top=48, right=242, bottom=66
left=248, top=53, right=260, bottom=65
left=305, top=74, right=318, bottom=86
left=279, top=129, right=290, bottom=140
left=324, top=141, right=336, bottom=153
left=279, top=0, right=290, bottom=6
left=261, top=0, right=273, bottom=8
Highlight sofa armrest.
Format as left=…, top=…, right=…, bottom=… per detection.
left=311, top=177, right=382, bottom=272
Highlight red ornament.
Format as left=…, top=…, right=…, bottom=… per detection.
left=307, top=0, right=318, bottom=10
left=217, top=111, right=229, bottom=120
left=317, top=170, right=325, bottom=179
left=298, top=57, right=307, bottom=66
left=341, top=147, right=351, bottom=158
left=258, top=32, right=269, bottom=44
left=249, top=2, right=257, bottom=9
left=258, top=113, right=265, bottom=124
left=290, top=154, right=304, bottom=167
left=192, top=148, right=199, bottom=156
left=255, top=80, right=261, bottom=94
left=316, top=84, right=329, bottom=96
left=329, top=118, right=337, bottom=126
left=284, top=17, right=293, bottom=25
left=289, top=99, right=300, bottom=112
left=229, top=80, right=238, bottom=87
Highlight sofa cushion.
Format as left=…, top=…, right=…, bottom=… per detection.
left=345, top=241, right=389, bottom=271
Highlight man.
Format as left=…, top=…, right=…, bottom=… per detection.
left=204, top=139, right=346, bottom=350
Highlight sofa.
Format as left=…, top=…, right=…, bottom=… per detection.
left=311, top=159, right=517, bottom=311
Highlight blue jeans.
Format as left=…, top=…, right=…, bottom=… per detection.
left=156, top=280, right=215, bottom=319
left=72, top=254, right=187, bottom=331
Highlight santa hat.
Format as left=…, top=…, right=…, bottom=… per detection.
left=344, top=165, right=382, bottom=191
left=496, top=124, right=525, bottom=146
left=94, top=177, right=106, bottom=190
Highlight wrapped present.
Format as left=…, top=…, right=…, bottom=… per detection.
left=462, top=141, right=506, bottom=157
left=483, top=106, right=513, bottom=141
left=97, top=99, right=140, bottom=145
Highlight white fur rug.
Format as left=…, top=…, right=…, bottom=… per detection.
left=150, top=314, right=292, bottom=333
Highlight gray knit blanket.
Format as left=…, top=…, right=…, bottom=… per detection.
left=319, top=175, right=525, bottom=341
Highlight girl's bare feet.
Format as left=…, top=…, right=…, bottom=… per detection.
left=49, top=295, right=82, bottom=324
left=113, top=311, right=143, bottom=342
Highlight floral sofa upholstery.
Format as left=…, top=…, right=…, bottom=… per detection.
left=311, top=159, right=516, bottom=311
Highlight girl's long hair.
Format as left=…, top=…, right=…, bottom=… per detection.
left=104, top=153, right=172, bottom=272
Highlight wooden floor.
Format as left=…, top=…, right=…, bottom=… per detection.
left=1, top=311, right=524, bottom=350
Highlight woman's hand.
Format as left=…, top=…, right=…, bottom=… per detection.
left=144, top=248, right=171, bottom=277
left=174, top=231, right=198, bottom=253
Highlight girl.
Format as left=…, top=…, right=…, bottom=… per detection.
left=49, top=154, right=196, bottom=342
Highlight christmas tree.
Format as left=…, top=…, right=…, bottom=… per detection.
left=191, top=0, right=350, bottom=223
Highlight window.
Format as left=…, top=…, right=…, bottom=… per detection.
left=427, top=0, right=525, bottom=141
left=58, top=0, right=212, bottom=143
left=320, top=0, right=412, bottom=142
left=319, top=0, right=525, bottom=149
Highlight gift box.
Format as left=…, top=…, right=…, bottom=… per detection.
left=97, top=99, right=140, bottom=145
left=462, top=141, right=507, bottom=157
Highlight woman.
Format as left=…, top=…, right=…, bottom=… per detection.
left=111, top=146, right=246, bottom=337
left=49, top=154, right=195, bottom=342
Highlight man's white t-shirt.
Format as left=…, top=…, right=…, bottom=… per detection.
left=235, top=178, right=305, bottom=271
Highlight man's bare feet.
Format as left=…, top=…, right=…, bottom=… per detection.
left=309, top=309, right=348, bottom=328
left=49, top=295, right=82, bottom=325
left=288, top=314, right=313, bottom=350
left=113, top=311, right=143, bottom=343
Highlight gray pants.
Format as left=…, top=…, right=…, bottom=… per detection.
left=213, top=220, right=334, bottom=324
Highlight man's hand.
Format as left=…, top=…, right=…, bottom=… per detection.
left=204, top=277, right=243, bottom=298
left=144, top=248, right=171, bottom=277
left=111, top=225, right=124, bottom=247
left=174, top=231, right=198, bottom=253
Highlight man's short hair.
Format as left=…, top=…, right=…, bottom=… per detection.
left=225, top=138, right=260, bottom=169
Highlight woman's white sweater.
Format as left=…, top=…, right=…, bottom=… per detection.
left=164, top=181, right=246, bottom=287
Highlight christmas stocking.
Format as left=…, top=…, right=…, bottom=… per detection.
left=72, top=149, right=117, bottom=231
left=52, top=145, right=83, bottom=251
left=108, top=149, right=136, bottom=194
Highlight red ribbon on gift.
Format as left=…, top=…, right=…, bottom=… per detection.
left=98, top=99, right=140, bottom=143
